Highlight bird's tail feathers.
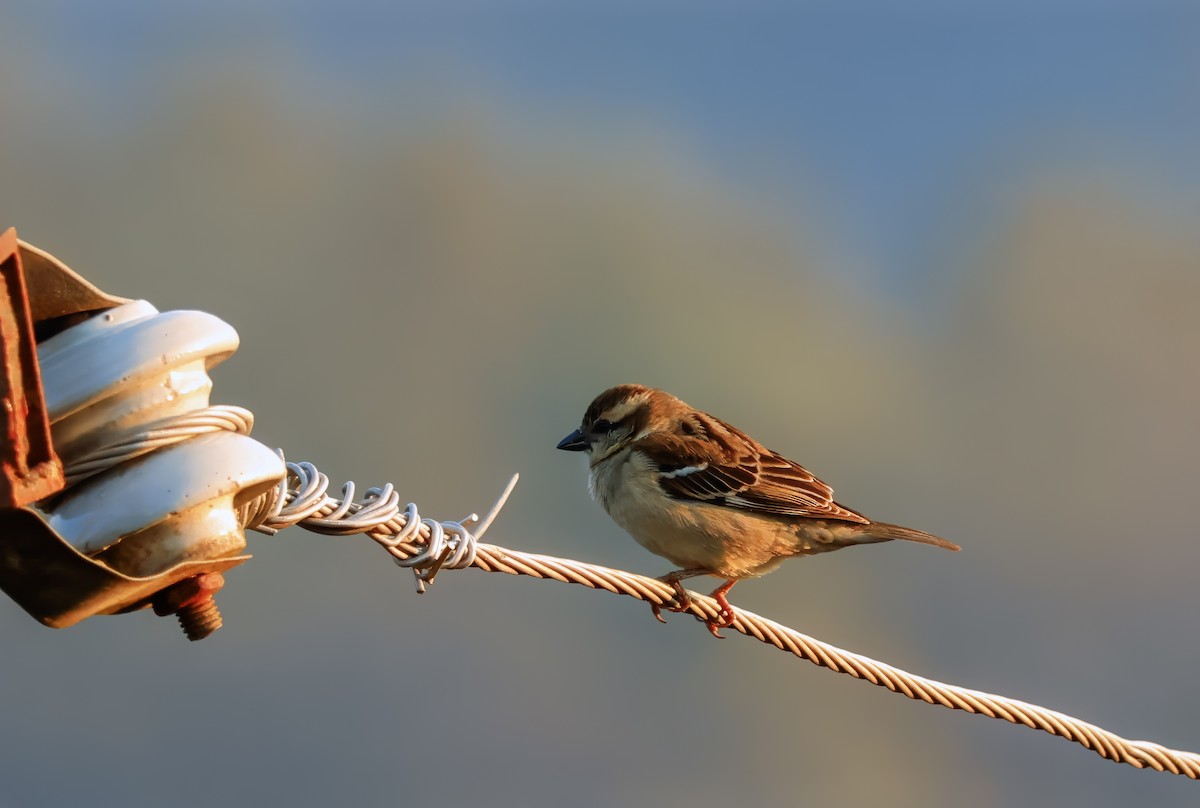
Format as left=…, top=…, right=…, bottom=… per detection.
left=863, top=521, right=961, bottom=551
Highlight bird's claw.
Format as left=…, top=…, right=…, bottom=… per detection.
left=650, top=601, right=669, bottom=624
left=649, top=587, right=692, bottom=624
left=715, top=605, right=736, bottom=627
left=650, top=573, right=737, bottom=639
left=700, top=605, right=737, bottom=638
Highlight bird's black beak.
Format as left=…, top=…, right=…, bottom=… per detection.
left=556, top=428, right=589, bottom=452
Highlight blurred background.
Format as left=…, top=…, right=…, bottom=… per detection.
left=2, top=3, right=1199, bottom=806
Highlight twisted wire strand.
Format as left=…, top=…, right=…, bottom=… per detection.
left=459, top=543, right=1200, bottom=778
left=242, top=463, right=1200, bottom=780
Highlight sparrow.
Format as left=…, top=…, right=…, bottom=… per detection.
left=557, top=384, right=959, bottom=637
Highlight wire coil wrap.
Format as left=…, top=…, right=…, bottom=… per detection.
left=62, top=405, right=255, bottom=486
left=240, top=458, right=497, bottom=592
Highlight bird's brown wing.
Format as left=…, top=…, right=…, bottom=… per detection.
left=635, top=415, right=870, bottom=525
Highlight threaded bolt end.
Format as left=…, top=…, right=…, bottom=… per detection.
left=177, top=598, right=223, bottom=641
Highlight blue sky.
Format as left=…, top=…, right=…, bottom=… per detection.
left=13, top=3, right=1198, bottom=296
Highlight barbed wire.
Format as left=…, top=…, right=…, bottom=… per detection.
left=239, top=460, right=1200, bottom=780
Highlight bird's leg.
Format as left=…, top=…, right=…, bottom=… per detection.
left=708, top=579, right=738, bottom=628
left=649, top=569, right=710, bottom=623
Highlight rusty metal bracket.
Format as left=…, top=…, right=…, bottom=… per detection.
left=16, top=235, right=132, bottom=325
left=0, top=506, right=249, bottom=627
left=0, top=228, right=64, bottom=506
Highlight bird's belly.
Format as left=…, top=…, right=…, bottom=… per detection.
left=580, top=427, right=884, bottom=583
left=589, top=451, right=833, bottom=578
left=606, top=484, right=797, bottom=577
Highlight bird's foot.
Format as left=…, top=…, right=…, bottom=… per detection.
left=707, top=580, right=739, bottom=635
left=650, top=574, right=694, bottom=623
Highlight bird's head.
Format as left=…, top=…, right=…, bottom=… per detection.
left=557, top=384, right=681, bottom=464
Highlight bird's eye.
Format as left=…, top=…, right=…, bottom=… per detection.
left=591, top=419, right=615, bottom=433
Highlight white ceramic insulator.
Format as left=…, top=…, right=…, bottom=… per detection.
left=34, top=300, right=285, bottom=577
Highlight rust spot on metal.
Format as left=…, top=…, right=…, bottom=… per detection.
left=152, top=572, right=225, bottom=615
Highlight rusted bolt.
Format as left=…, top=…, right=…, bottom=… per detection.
left=152, top=572, right=225, bottom=641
